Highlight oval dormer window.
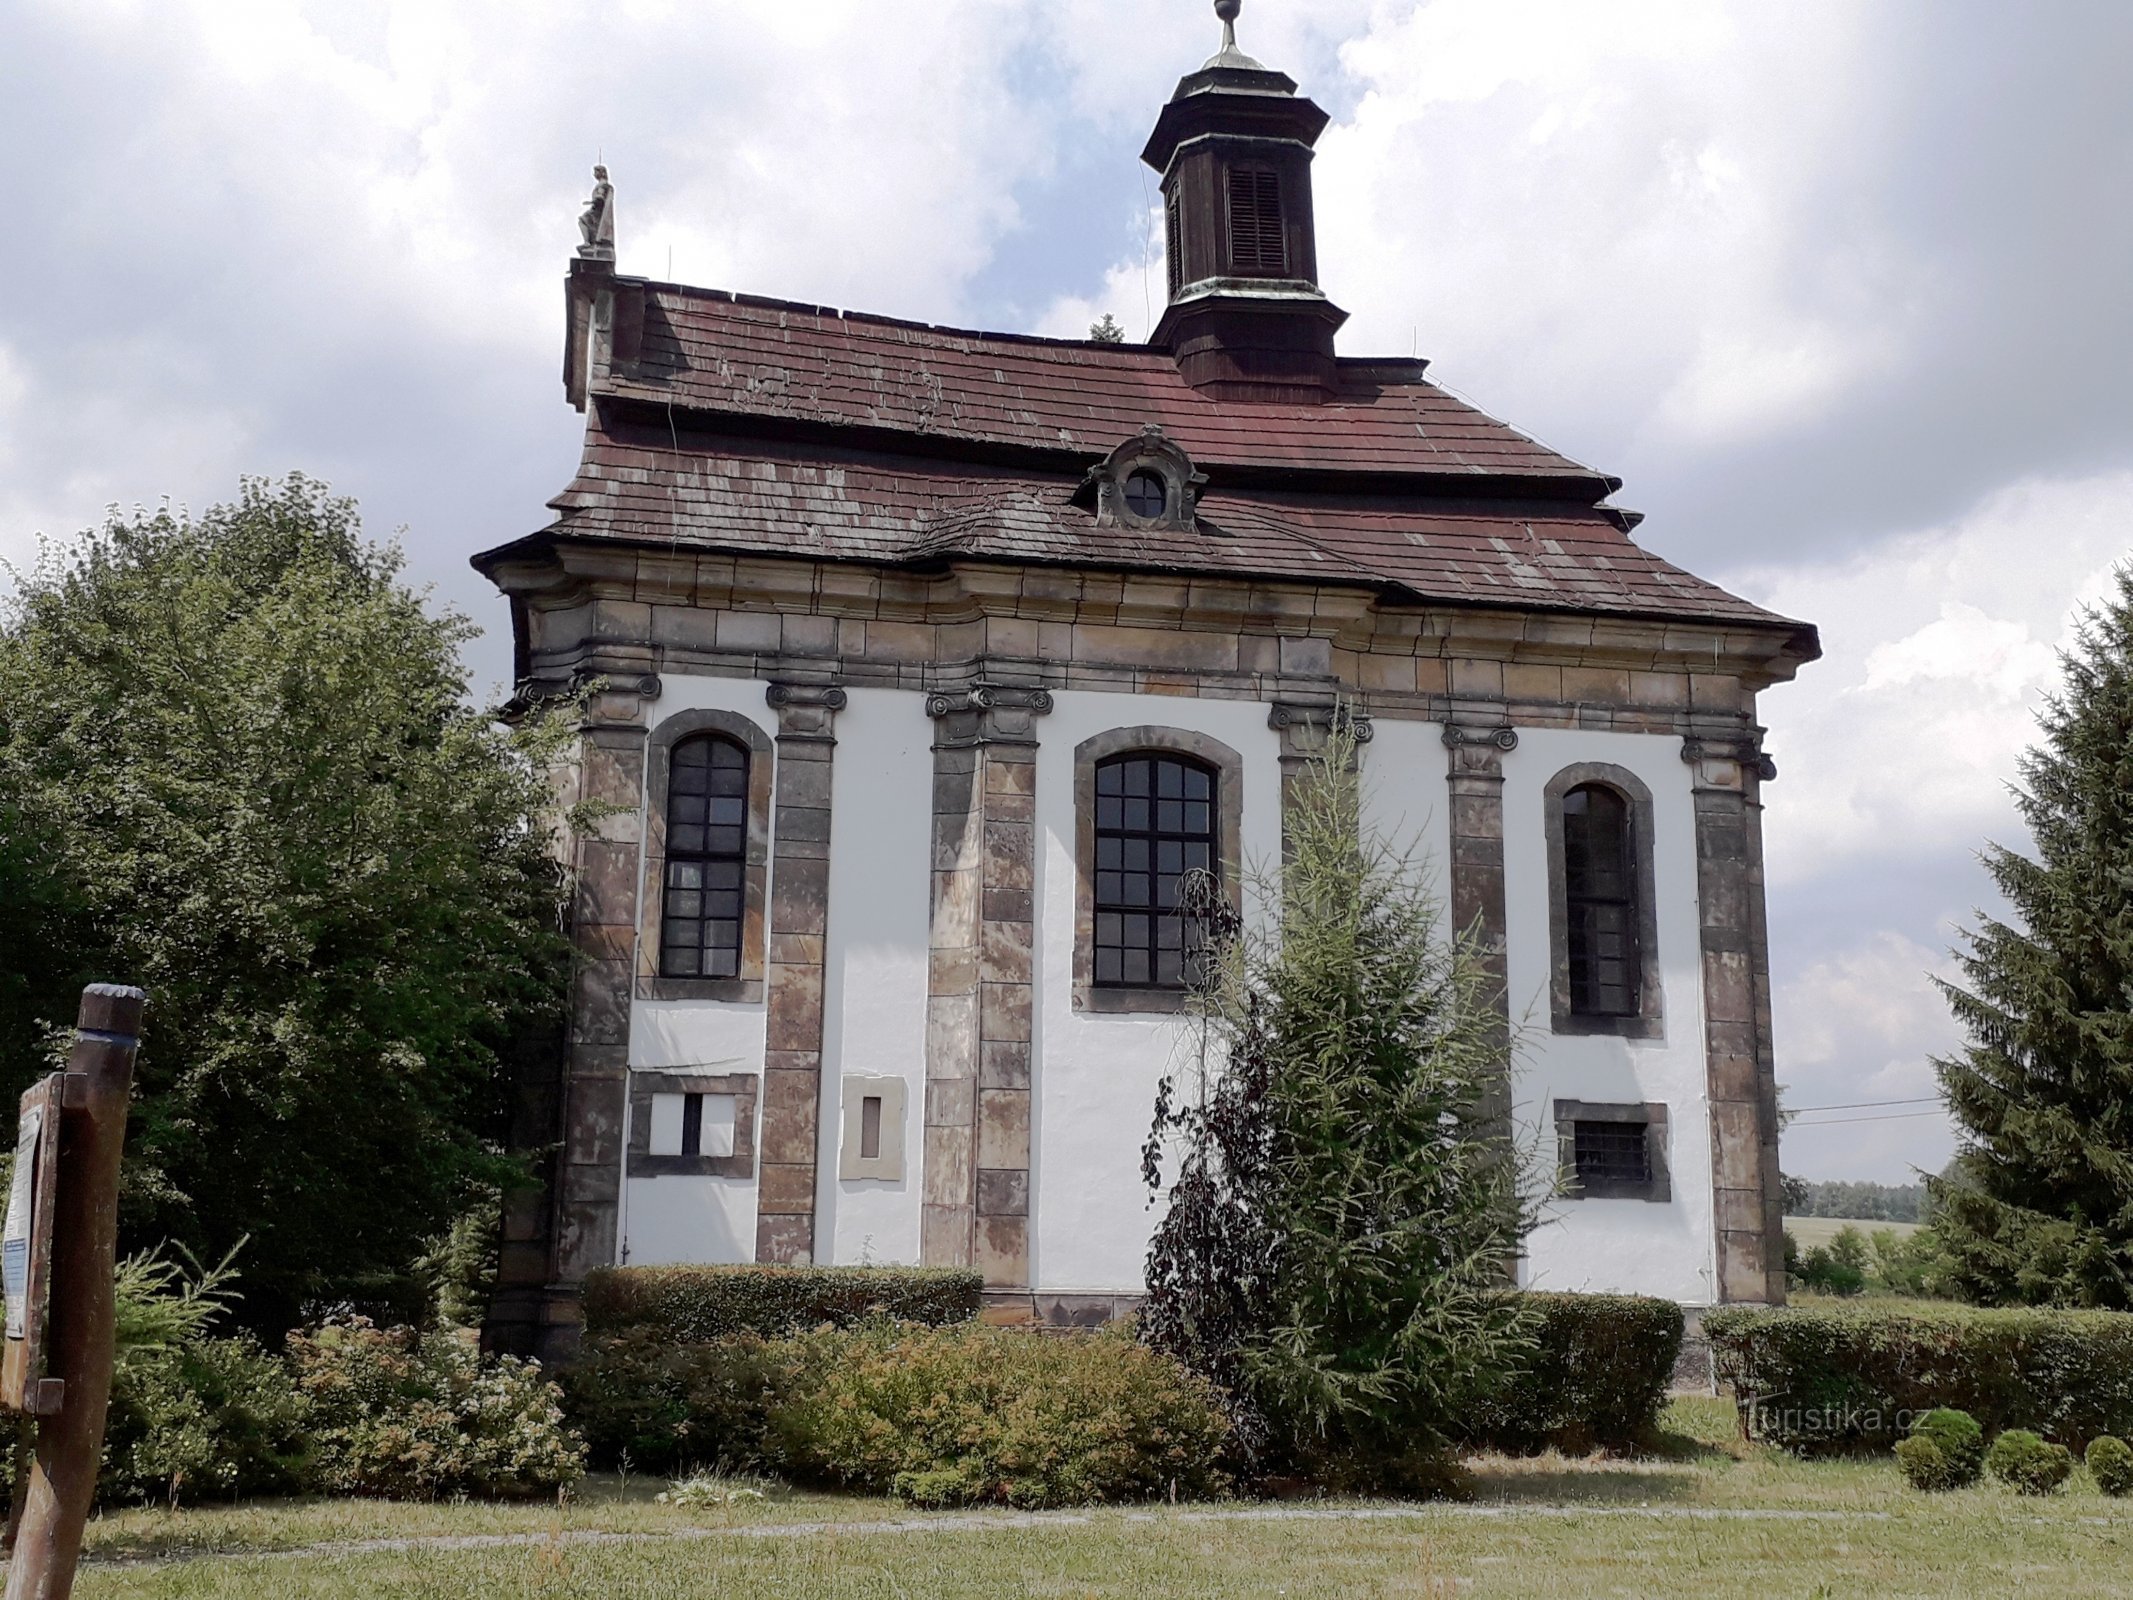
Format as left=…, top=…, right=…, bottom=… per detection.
left=1123, top=470, right=1168, bottom=520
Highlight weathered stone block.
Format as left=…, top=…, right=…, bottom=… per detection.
left=925, top=994, right=979, bottom=1081
left=976, top=1167, right=1029, bottom=1217
left=976, top=1088, right=1031, bottom=1170
left=923, top=1125, right=974, bottom=1208
left=980, top=1041, right=1032, bottom=1090
left=977, top=1214, right=1029, bottom=1288
left=925, top=1076, right=976, bottom=1130
left=922, top=1203, right=972, bottom=1268
left=980, top=981, right=1033, bottom=1044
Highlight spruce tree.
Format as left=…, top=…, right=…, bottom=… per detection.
left=1141, top=724, right=1534, bottom=1484
left=1932, top=567, right=2133, bottom=1307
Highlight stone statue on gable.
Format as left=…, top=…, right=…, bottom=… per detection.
left=578, top=165, right=615, bottom=260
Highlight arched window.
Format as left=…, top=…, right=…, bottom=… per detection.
left=659, top=734, right=750, bottom=980
left=1092, top=752, right=1217, bottom=989
left=1562, top=783, right=1640, bottom=1018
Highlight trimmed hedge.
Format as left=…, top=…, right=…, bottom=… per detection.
left=1464, top=1292, right=1685, bottom=1455
left=2086, top=1435, right=2133, bottom=1496
left=1895, top=1408, right=1983, bottom=1491
left=1987, top=1429, right=2072, bottom=1495
left=563, top=1321, right=1230, bottom=1506
left=1707, top=1302, right=2133, bottom=1453
left=581, top=1265, right=983, bottom=1342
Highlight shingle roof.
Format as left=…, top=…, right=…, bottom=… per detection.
left=541, top=422, right=1799, bottom=633
left=494, top=279, right=1812, bottom=651
left=598, top=288, right=1606, bottom=487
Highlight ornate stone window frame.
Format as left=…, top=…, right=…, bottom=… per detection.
left=640, top=708, right=775, bottom=1003
left=628, top=1069, right=759, bottom=1179
left=1076, top=426, right=1210, bottom=533
left=1543, top=762, right=1663, bottom=1040
left=1554, top=1099, right=1671, bottom=1204
left=1073, top=726, right=1244, bottom=1016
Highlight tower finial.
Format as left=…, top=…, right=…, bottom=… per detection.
left=1206, top=1, right=1262, bottom=71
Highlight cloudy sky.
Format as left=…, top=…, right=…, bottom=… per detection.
left=5, top=0, right=2131, bottom=1182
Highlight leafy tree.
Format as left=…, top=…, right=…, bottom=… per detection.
left=1140, top=724, right=1535, bottom=1487
left=1087, top=313, right=1126, bottom=343
left=0, top=477, right=572, bottom=1329
left=1931, top=566, right=2133, bottom=1307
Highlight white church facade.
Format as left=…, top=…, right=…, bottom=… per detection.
left=476, top=8, right=1819, bottom=1358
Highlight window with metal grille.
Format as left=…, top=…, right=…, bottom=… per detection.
left=1572, top=1120, right=1652, bottom=1189
left=1562, top=784, right=1639, bottom=1017
left=1226, top=165, right=1287, bottom=277
left=1166, top=186, right=1183, bottom=298
left=660, top=734, right=749, bottom=979
left=1093, top=753, right=1217, bottom=989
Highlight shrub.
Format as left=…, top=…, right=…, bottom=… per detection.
left=1987, top=1429, right=2073, bottom=1495
left=1894, top=1409, right=1983, bottom=1491
left=1463, top=1293, right=1683, bottom=1454
left=562, top=1330, right=793, bottom=1475
left=1707, top=1301, right=2133, bottom=1452
left=770, top=1322, right=1231, bottom=1508
left=102, top=1334, right=312, bottom=1505
left=581, top=1265, right=982, bottom=1342
left=288, top=1318, right=583, bottom=1498
left=1791, top=1226, right=1869, bottom=1296
left=2086, top=1435, right=2133, bottom=1496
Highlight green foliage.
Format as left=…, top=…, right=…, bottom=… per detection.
left=581, top=1264, right=982, bottom=1342
left=1987, top=1428, right=2073, bottom=1494
left=768, top=1322, right=1231, bottom=1508
left=1791, top=1226, right=1871, bottom=1296
left=1087, top=313, right=1126, bottom=343
left=1894, top=1409, right=1984, bottom=1490
left=1865, top=1226, right=1959, bottom=1299
left=1708, top=1301, right=2133, bottom=1452
left=0, top=477, right=574, bottom=1327
left=1140, top=722, right=1535, bottom=1485
left=103, top=1334, right=312, bottom=1506
left=561, top=1331, right=791, bottom=1475
left=416, top=1186, right=501, bottom=1329
left=1463, top=1293, right=1684, bottom=1454
left=2085, top=1434, right=2133, bottom=1495
left=113, top=1242, right=245, bottom=1364
left=287, top=1318, right=583, bottom=1499
left=1931, top=567, right=2133, bottom=1308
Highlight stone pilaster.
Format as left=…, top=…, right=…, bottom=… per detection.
left=1268, top=702, right=1372, bottom=849
left=486, top=673, right=657, bottom=1362
left=1683, top=733, right=1786, bottom=1304
left=1443, top=722, right=1519, bottom=1133
left=921, top=685, right=1051, bottom=1292
left=755, top=683, right=846, bottom=1264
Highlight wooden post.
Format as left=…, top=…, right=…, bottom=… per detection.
left=4, top=985, right=144, bottom=1600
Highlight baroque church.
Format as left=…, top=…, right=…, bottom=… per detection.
left=475, top=3, right=1820, bottom=1359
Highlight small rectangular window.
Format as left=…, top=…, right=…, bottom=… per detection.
left=860, top=1095, right=883, bottom=1161
left=1166, top=187, right=1184, bottom=297
left=1573, top=1120, right=1651, bottom=1189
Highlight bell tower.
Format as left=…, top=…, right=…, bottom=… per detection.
left=1142, top=1, right=1348, bottom=403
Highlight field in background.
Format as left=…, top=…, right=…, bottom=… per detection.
left=1784, top=1215, right=1923, bottom=1250
left=53, top=1398, right=2133, bottom=1599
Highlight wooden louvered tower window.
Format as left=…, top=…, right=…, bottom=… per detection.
left=660, top=734, right=750, bottom=980
left=1166, top=186, right=1184, bottom=298
left=1562, top=784, right=1640, bottom=1018
left=1225, top=165, right=1287, bottom=277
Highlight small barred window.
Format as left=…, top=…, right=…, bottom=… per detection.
left=1572, top=1119, right=1652, bottom=1189
left=1562, top=784, right=1639, bottom=1018
left=1093, top=753, right=1217, bottom=989
left=660, top=735, right=749, bottom=979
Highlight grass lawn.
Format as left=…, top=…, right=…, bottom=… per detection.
left=1784, top=1215, right=1922, bottom=1250
left=56, top=1398, right=2133, bottom=1598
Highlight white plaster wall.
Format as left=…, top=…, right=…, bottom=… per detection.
left=1357, top=716, right=1454, bottom=908
left=815, top=687, right=932, bottom=1266
left=1031, top=691, right=1286, bottom=1294
left=1500, top=727, right=1719, bottom=1305
left=620, top=674, right=777, bottom=1268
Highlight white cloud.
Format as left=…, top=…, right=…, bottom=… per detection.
left=1737, top=470, right=2133, bottom=886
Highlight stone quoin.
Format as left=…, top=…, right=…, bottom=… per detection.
left=474, top=1, right=1820, bottom=1360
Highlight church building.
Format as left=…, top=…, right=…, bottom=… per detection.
left=475, top=3, right=1820, bottom=1359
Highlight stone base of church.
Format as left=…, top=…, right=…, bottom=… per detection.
left=481, top=1283, right=585, bottom=1368
left=980, top=1290, right=1145, bottom=1329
